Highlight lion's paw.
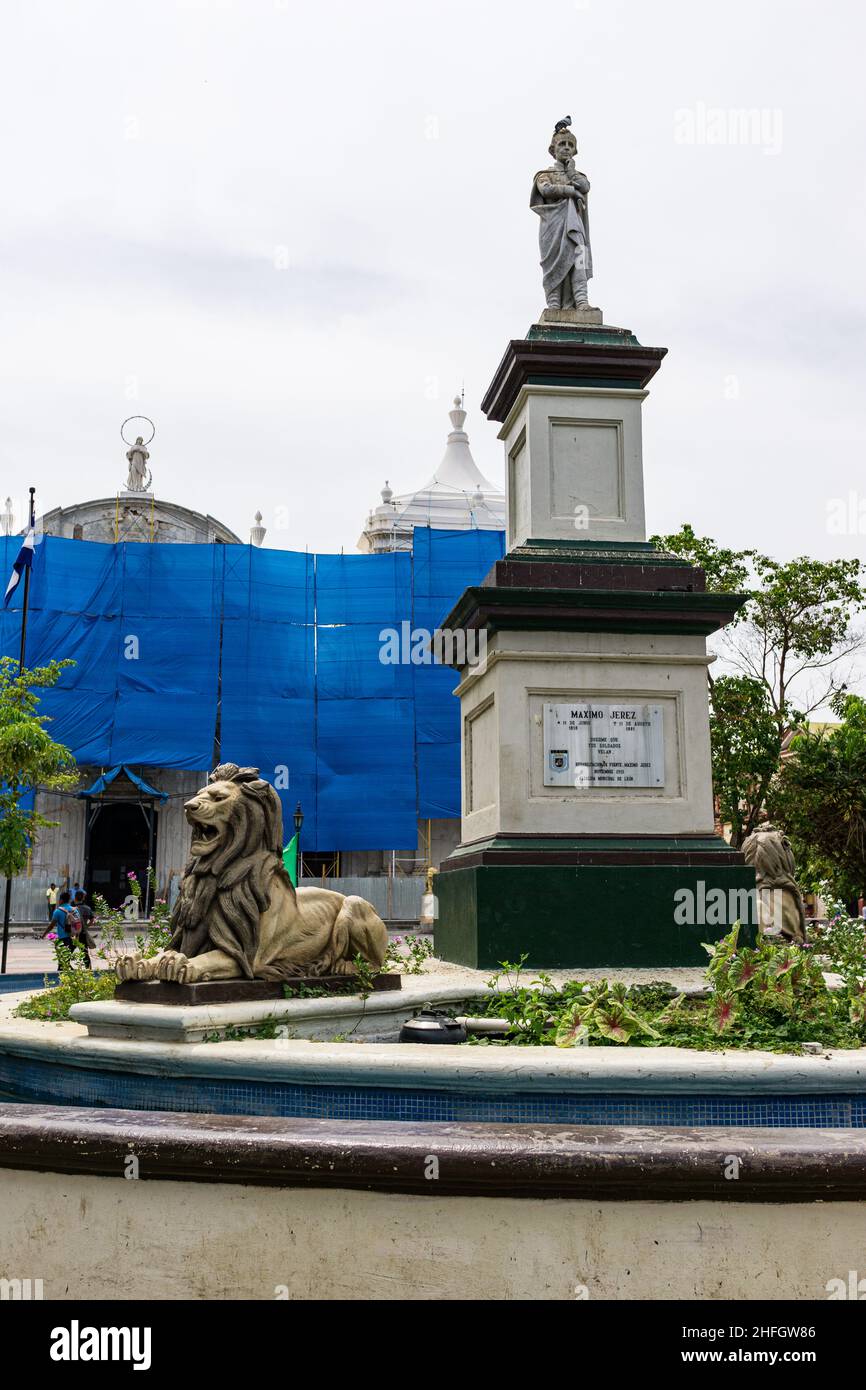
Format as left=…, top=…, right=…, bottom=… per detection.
left=156, top=951, right=217, bottom=984
left=116, top=952, right=160, bottom=982
left=156, top=951, right=191, bottom=984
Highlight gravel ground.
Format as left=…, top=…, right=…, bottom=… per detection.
left=390, top=940, right=708, bottom=994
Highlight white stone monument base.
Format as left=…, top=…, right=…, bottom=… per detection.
left=457, top=628, right=717, bottom=841
left=539, top=306, right=603, bottom=326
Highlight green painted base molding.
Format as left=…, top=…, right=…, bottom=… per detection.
left=435, top=855, right=758, bottom=969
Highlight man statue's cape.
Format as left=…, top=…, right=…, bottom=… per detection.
left=530, top=167, right=593, bottom=301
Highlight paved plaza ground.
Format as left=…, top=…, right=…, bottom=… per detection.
left=2, top=934, right=65, bottom=975
left=0, top=929, right=708, bottom=993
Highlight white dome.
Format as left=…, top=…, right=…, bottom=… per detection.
left=358, top=397, right=504, bottom=552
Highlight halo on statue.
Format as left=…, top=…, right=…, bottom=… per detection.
left=120, top=416, right=156, bottom=448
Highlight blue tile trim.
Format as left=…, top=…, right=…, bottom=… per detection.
left=0, top=972, right=58, bottom=995
left=1, top=1052, right=864, bottom=1127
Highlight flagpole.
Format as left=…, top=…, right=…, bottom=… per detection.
left=1, top=486, right=36, bottom=974
left=18, top=487, right=35, bottom=673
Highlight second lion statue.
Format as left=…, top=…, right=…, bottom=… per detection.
left=117, top=763, right=389, bottom=985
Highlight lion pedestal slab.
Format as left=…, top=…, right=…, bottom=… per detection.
left=115, top=975, right=401, bottom=1005
left=70, top=978, right=475, bottom=1043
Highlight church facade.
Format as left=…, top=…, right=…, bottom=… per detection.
left=27, top=464, right=266, bottom=916
left=16, top=402, right=505, bottom=920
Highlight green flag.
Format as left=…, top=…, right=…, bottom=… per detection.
left=283, top=833, right=298, bottom=887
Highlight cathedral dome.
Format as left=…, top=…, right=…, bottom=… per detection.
left=358, top=397, right=505, bottom=553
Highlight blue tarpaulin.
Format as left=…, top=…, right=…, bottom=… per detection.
left=411, top=527, right=503, bottom=819
left=0, top=527, right=504, bottom=849
left=76, top=765, right=168, bottom=801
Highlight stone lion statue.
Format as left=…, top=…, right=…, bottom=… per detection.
left=117, top=763, right=389, bottom=985
left=741, top=823, right=807, bottom=944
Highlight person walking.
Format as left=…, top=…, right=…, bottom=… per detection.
left=42, top=890, right=81, bottom=969
left=45, top=882, right=58, bottom=922
left=73, top=890, right=96, bottom=969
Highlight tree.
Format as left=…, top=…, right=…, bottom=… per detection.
left=771, top=692, right=866, bottom=903
left=0, top=657, right=77, bottom=882
left=709, top=675, right=780, bottom=846
left=650, top=522, right=754, bottom=600
left=744, top=553, right=864, bottom=731
left=651, top=525, right=865, bottom=838
left=652, top=526, right=864, bottom=730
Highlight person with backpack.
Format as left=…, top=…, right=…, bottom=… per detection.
left=42, top=889, right=82, bottom=969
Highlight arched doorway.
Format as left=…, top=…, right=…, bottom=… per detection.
left=86, top=802, right=158, bottom=909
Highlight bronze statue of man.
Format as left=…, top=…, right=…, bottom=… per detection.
left=531, top=119, right=594, bottom=311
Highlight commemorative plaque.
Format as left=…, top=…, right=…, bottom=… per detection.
left=543, top=701, right=664, bottom=788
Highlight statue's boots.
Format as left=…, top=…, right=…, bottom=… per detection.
left=570, top=267, right=597, bottom=311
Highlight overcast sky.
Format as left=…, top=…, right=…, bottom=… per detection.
left=1, top=0, right=865, bottom=572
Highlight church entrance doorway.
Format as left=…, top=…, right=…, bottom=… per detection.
left=86, top=802, right=158, bottom=910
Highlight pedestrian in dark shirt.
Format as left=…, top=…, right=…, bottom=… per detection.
left=74, top=890, right=96, bottom=969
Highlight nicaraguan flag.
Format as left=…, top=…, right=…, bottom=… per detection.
left=4, top=528, right=35, bottom=606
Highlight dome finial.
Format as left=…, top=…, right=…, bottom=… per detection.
left=250, top=510, right=267, bottom=547
left=448, top=391, right=467, bottom=435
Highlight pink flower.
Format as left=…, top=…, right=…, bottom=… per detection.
left=46, top=932, right=57, bottom=940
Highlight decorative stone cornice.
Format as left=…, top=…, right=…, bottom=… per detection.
left=481, top=335, right=668, bottom=424
left=439, top=583, right=747, bottom=644
left=440, top=831, right=744, bottom=870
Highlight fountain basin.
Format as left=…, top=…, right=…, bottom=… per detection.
left=3, top=990, right=866, bottom=1126
left=2, top=1102, right=866, bottom=1300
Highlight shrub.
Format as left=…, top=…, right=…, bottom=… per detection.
left=15, top=951, right=117, bottom=1021
left=467, top=927, right=866, bottom=1054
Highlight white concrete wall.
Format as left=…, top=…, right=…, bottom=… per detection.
left=30, top=782, right=88, bottom=885
left=335, top=818, right=460, bottom=878
left=149, top=768, right=204, bottom=888
left=502, top=385, right=648, bottom=547
left=0, top=1168, right=863, bottom=1300
left=457, top=629, right=716, bottom=840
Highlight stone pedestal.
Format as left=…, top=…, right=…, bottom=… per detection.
left=539, top=307, right=604, bottom=327
left=434, top=324, right=755, bottom=968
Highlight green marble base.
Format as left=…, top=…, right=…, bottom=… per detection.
left=435, top=855, right=758, bottom=969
